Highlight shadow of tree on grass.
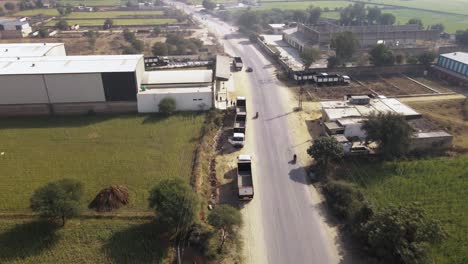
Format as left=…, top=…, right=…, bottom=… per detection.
left=103, top=222, right=169, bottom=264
left=0, top=220, right=60, bottom=261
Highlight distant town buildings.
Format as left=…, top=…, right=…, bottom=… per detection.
left=283, top=22, right=439, bottom=52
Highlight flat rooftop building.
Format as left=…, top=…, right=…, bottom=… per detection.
left=433, top=52, right=468, bottom=86
left=141, top=69, right=213, bottom=88
left=321, top=97, right=421, bottom=121
left=0, top=43, right=66, bottom=58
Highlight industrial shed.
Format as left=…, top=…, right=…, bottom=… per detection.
left=138, top=69, right=213, bottom=112
left=0, top=54, right=144, bottom=115
left=0, top=43, right=66, bottom=58
left=434, top=52, right=468, bottom=86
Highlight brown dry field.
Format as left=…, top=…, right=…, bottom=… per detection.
left=407, top=99, right=468, bottom=148
left=0, top=33, right=165, bottom=56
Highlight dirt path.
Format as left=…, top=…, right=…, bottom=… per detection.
left=399, top=94, right=466, bottom=103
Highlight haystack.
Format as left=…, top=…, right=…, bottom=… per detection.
left=89, top=185, right=129, bottom=212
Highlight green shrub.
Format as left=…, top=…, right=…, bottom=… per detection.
left=322, top=180, right=369, bottom=221
left=158, top=97, right=176, bottom=114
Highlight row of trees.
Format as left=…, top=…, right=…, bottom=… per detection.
left=369, top=44, right=437, bottom=66
left=456, top=29, right=468, bottom=46
left=30, top=177, right=241, bottom=260
left=122, top=28, right=145, bottom=54
left=339, top=3, right=396, bottom=26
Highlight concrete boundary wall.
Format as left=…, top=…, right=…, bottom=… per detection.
left=0, top=102, right=137, bottom=117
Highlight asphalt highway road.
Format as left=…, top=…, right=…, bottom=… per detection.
left=169, top=3, right=340, bottom=263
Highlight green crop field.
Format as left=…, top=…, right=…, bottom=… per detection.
left=252, top=1, right=353, bottom=11
left=68, top=10, right=164, bottom=19
left=0, top=114, right=204, bottom=212
left=55, top=0, right=122, bottom=6
left=13, top=8, right=60, bottom=16
left=0, top=218, right=167, bottom=263
left=362, top=0, right=468, bottom=16
left=341, top=154, right=468, bottom=264
left=46, top=18, right=178, bottom=26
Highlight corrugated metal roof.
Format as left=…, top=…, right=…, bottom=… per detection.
left=440, top=52, right=468, bottom=65
left=0, top=43, right=65, bottom=58
left=215, top=55, right=231, bottom=80
left=414, top=131, right=452, bottom=138
left=0, top=55, right=143, bottom=75
left=142, top=70, right=213, bottom=84
left=138, top=86, right=212, bottom=94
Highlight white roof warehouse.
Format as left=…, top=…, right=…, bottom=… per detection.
left=0, top=43, right=66, bottom=58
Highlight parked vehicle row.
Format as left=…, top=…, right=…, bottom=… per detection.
left=293, top=71, right=351, bottom=85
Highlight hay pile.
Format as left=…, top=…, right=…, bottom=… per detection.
left=89, top=185, right=129, bottom=212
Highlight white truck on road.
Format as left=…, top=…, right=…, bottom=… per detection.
left=228, top=132, right=245, bottom=147
left=237, top=155, right=254, bottom=201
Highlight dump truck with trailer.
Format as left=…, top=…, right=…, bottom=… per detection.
left=233, top=57, right=243, bottom=71
left=236, top=96, right=246, bottom=114
left=233, top=113, right=246, bottom=134
left=237, top=155, right=253, bottom=201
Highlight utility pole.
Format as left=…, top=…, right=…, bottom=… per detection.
left=298, top=85, right=304, bottom=110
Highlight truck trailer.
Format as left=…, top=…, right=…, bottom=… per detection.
left=237, top=155, right=253, bottom=201
left=234, top=113, right=246, bottom=134
left=236, top=96, right=246, bottom=115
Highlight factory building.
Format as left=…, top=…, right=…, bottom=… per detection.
left=0, top=55, right=144, bottom=115
left=283, top=22, right=439, bottom=51
left=0, top=19, right=32, bottom=39
left=0, top=43, right=67, bottom=58
left=138, top=70, right=213, bottom=113
left=433, top=52, right=468, bottom=86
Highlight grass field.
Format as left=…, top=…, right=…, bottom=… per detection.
left=0, top=114, right=204, bottom=211
left=0, top=218, right=168, bottom=263
left=45, top=18, right=178, bottom=26
left=55, top=0, right=121, bottom=6
left=67, top=10, right=164, bottom=19
left=363, top=0, right=468, bottom=16
left=252, top=1, right=353, bottom=11
left=14, top=8, right=60, bottom=16
left=341, top=154, right=468, bottom=264
left=321, top=9, right=468, bottom=33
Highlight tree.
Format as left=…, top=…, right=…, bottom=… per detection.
left=18, top=0, right=34, bottom=10
left=208, top=205, right=242, bottom=252
left=300, top=47, right=320, bottom=69
left=407, top=18, right=423, bottom=29
left=378, top=13, right=396, bottom=25
left=202, top=0, right=216, bottom=10
left=395, top=53, right=405, bottom=64
left=369, top=44, right=395, bottom=66
left=65, top=4, right=73, bottom=15
left=38, top=28, right=48, bottom=38
left=148, top=178, right=199, bottom=237
left=455, top=29, right=468, bottom=46
left=152, top=26, right=161, bottom=36
left=158, top=97, right=176, bottom=114
left=362, top=112, right=414, bottom=159
left=55, top=19, right=69, bottom=30
left=327, top=55, right=340, bottom=68
left=307, top=136, right=343, bottom=175
left=322, top=181, right=371, bottom=222
left=4, top=2, right=15, bottom=11
left=35, top=0, right=43, bottom=8
left=366, top=6, right=381, bottom=25
left=339, top=3, right=366, bottom=26
left=417, top=51, right=437, bottom=66
left=306, top=6, right=322, bottom=25
left=331, top=31, right=359, bottom=63
left=292, top=10, right=308, bottom=24
left=57, top=6, right=65, bottom=16
left=84, top=30, right=99, bottom=51
left=430, top=23, right=445, bottom=33
left=236, top=10, right=260, bottom=32
left=30, top=179, right=83, bottom=226
left=103, top=18, right=113, bottom=29
left=361, top=204, right=445, bottom=264
left=152, top=42, right=168, bottom=56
